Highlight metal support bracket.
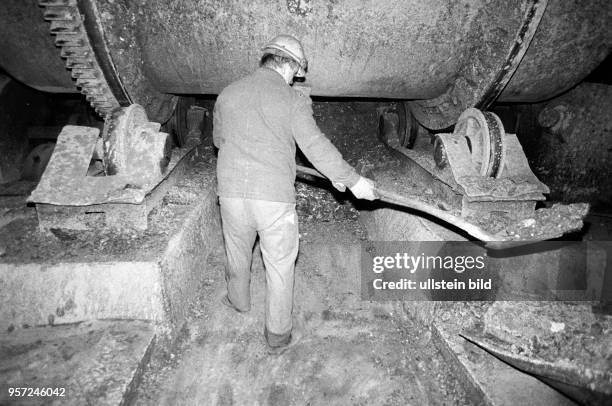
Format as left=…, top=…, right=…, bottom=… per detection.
left=27, top=125, right=193, bottom=233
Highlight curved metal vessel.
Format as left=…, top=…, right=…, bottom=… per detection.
left=0, top=0, right=610, bottom=124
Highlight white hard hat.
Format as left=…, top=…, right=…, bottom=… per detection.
left=261, top=34, right=308, bottom=77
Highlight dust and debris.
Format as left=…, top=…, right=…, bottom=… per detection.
left=469, top=301, right=612, bottom=401
left=367, top=159, right=459, bottom=215
left=457, top=175, right=548, bottom=199
left=483, top=302, right=612, bottom=374
left=295, top=181, right=357, bottom=222
left=497, top=202, right=589, bottom=240
left=286, top=0, right=313, bottom=17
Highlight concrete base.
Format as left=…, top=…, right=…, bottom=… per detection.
left=0, top=152, right=221, bottom=338
left=0, top=320, right=155, bottom=406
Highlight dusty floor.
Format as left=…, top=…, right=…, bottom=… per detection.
left=128, top=102, right=474, bottom=405
left=133, top=216, right=472, bottom=405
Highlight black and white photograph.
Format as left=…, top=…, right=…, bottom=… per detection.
left=0, top=0, right=611, bottom=405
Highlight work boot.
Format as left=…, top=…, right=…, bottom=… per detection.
left=264, top=327, right=292, bottom=348
left=264, top=317, right=304, bottom=355
left=220, top=295, right=247, bottom=313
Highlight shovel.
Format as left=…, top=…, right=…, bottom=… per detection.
left=295, top=164, right=572, bottom=249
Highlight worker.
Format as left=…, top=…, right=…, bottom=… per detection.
left=213, top=34, right=377, bottom=350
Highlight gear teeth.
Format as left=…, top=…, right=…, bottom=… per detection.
left=82, top=84, right=104, bottom=95
left=40, top=0, right=76, bottom=6
left=65, top=58, right=94, bottom=69
left=60, top=46, right=90, bottom=58
left=76, top=77, right=97, bottom=87
left=40, top=0, right=120, bottom=117
left=43, top=7, right=75, bottom=21
left=54, top=34, right=84, bottom=47
left=49, top=19, right=80, bottom=33
left=85, top=93, right=105, bottom=102
left=66, top=56, right=94, bottom=69
left=93, top=102, right=113, bottom=110
left=71, top=68, right=98, bottom=79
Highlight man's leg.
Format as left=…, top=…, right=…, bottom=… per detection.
left=219, top=197, right=257, bottom=312
left=254, top=201, right=299, bottom=347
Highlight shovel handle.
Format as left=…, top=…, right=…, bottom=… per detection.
left=294, top=164, right=562, bottom=248
left=296, top=165, right=496, bottom=241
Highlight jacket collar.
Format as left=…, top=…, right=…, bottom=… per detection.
left=258, top=67, right=287, bottom=85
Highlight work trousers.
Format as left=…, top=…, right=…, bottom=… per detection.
left=218, top=197, right=299, bottom=340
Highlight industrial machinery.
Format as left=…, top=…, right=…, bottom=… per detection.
left=336, top=106, right=587, bottom=245
left=26, top=104, right=193, bottom=233
left=0, top=3, right=608, bottom=400
left=1, top=0, right=610, bottom=123
left=0, top=0, right=609, bottom=233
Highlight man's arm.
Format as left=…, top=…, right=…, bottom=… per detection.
left=290, top=95, right=360, bottom=188
left=212, top=97, right=223, bottom=149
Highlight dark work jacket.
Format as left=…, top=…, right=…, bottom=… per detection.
left=213, top=67, right=359, bottom=203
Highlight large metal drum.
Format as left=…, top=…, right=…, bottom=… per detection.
left=0, top=0, right=610, bottom=126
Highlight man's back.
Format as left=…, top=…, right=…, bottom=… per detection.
left=214, top=67, right=300, bottom=203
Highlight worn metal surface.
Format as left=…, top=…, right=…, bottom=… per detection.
left=103, top=104, right=171, bottom=183
left=1, top=1, right=610, bottom=122
left=409, top=0, right=549, bottom=129
left=121, top=0, right=611, bottom=99
left=444, top=108, right=506, bottom=178
left=28, top=125, right=101, bottom=203
left=446, top=130, right=548, bottom=218
left=33, top=145, right=182, bottom=233
left=38, top=0, right=126, bottom=117
left=373, top=107, right=584, bottom=243
left=28, top=124, right=191, bottom=206
left=433, top=109, right=548, bottom=203
left=78, top=0, right=178, bottom=122
left=377, top=104, right=420, bottom=149
left=26, top=103, right=194, bottom=231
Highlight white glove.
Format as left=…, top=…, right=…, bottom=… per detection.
left=349, top=176, right=377, bottom=200
left=331, top=182, right=346, bottom=192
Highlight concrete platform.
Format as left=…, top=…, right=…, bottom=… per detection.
left=0, top=148, right=221, bottom=338
left=0, top=320, right=155, bottom=406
